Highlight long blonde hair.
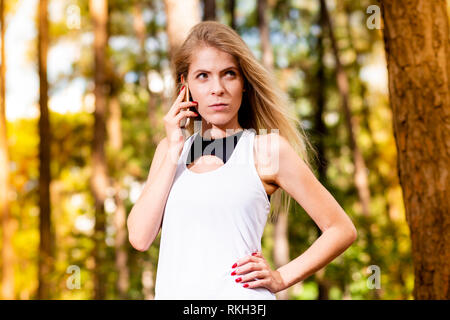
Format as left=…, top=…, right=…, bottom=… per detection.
left=170, top=21, right=317, bottom=222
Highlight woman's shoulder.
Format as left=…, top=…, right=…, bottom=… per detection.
left=253, top=132, right=283, bottom=182
left=254, top=131, right=282, bottom=152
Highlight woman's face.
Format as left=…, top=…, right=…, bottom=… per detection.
left=184, top=46, right=245, bottom=128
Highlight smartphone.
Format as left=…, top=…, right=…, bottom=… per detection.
left=180, top=82, right=199, bottom=127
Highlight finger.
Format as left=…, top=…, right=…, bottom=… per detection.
left=169, top=101, right=198, bottom=118
left=176, top=101, right=198, bottom=115
left=233, top=261, right=263, bottom=276
left=238, top=270, right=268, bottom=284
left=233, top=255, right=260, bottom=269
left=251, top=252, right=269, bottom=266
left=175, top=109, right=198, bottom=123
left=177, top=101, right=198, bottom=111
left=168, top=86, right=188, bottom=115
left=176, top=85, right=186, bottom=103
left=241, top=278, right=269, bottom=289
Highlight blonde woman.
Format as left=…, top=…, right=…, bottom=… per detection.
left=127, top=21, right=357, bottom=300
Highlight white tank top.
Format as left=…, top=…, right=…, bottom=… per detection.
left=154, top=128, right=276, bottom=300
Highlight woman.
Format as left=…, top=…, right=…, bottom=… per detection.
left=127, top=21, right=357, bottom=300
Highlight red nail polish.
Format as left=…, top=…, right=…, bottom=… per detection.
left=235, top=277, right=242, bottom=283
left=231, top=271, right=236, bottom=276
left=252, top=252, right=257, bottom=256
left=243, top=284, right=249, bottom=288
left=178, top=85, right=185, bottom=94
left=232, top=263, right=237, bottom=268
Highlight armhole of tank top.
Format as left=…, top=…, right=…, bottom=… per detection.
left=248, top=131, right=271, bottom=209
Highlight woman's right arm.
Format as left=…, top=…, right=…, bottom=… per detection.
left=127, top=84, right=199, bottom=252
left=127, top=137, right=177, bottom=252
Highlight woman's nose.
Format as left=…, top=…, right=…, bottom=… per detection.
left=210, top=79, right=225, bottom=95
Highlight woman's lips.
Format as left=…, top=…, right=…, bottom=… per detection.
left=209, top=104, right=228, bottom=111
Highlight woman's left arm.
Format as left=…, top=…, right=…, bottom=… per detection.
left=232, top=134, right=357, bottom=293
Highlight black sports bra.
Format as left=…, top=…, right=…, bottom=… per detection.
left=186, top=130, right=271, bottom=202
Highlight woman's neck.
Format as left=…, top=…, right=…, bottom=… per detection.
left=200, top=123, right=243, bottom=140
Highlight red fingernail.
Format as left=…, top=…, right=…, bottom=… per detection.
left=252, top=252, right=257, bottom=256
left=231, top=271, right=236, bottom=276
left=235, top=277, right=242, bottom=283
left=178, top=85, right=185, bottom=94
left=232, top=263, right=237, bottom=268
left=243, top=283, right=249, bottom=288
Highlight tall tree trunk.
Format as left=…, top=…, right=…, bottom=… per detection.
left=312, top=6, right=331, bottom=300
left=257, top=0, right=289, bottom=300
left=319, top=0, right=372, bottom=218
left=258, top=0, right=273, bottom=72
left=380, top=0, right=450, bottom=299
left=319, top=0, right=380, bottom=298
left=0, top=0, right=15, bottom=300
left=132, top=2, right=160, bottom=145
left=164, top=0, right=201, bottom=63
left=37, top=0, right=53, bottom=300
left=202, top=0, right=216, bottom=21
left=89, top=0, right=109, bottom=300
left=226, top=0, right=236, bottom=30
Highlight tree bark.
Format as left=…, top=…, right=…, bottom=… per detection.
left=313, top=5, right=331, bottom=300
left=380, top=0, right=450, bottom=299
left=320, top=0, right=372, bottom=218
left=258, top=0, right=273, bottom=72
left=132, top=2, right=160, bottom=146
left=0, top=0, right=15, bottom=300
left=164, top=0, right=201, bottom=63
left=226, top=0, right=236, bottom=30
left=89, top=0, right=109, bottom=300
left=203, top=0, right=216, bottom=21
left=37, top=0, right=54, bottom=300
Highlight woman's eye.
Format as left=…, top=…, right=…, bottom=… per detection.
left=197, top=71, right=236, bottom=79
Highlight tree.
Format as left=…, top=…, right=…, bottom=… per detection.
left=164, top=0, right=201, bottom=63
left=89, top=0, right=110, bottom=300
left=107, top=2, right=129, bottom=298
left=203, top=0, right=216, bottom=21
left=380, top=0, right=450, bottom=299
left=311, top=0, right=331, bottom=299
left=0, top=0, right=14, bottom=300
left=37, top=0, right=54, bottom=300
left=226, top=0, right=236, bottom=30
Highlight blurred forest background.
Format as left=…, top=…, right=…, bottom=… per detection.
left=0, top=0, right=448, bottom=300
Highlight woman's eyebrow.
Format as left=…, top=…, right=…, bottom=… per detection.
left=193, top=66, right=238, bottom=74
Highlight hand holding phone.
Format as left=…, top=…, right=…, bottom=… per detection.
left=163, top=84, right=198, bottom=156
left=180, top=82, right=191, bottom=128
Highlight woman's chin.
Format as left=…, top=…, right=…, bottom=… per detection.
left=202, top=116, right=232, bottom=126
